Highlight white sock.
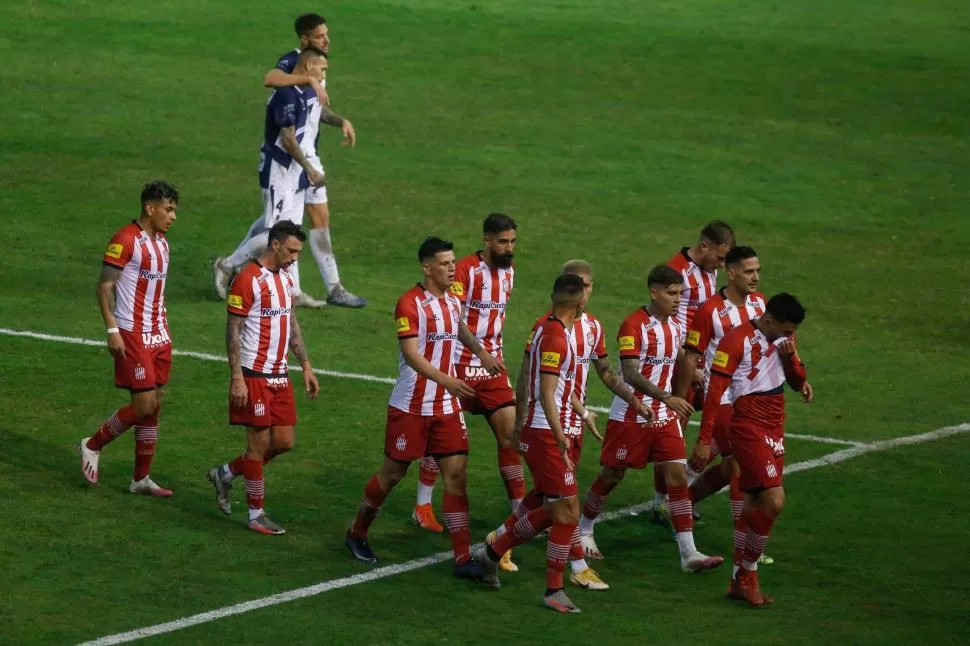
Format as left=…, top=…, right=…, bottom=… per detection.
left=686, top=465, right=700, bottom=486
left=579, top=514, right=596, bottom=536
left=248, top=507, right=262, bottom=522
left=676, top=531, right=697, bottom=559
left=732, top=564, right=740, bottom=578
left=226, top=231, right=268, bottom=270
left=741, top=559, right=758, bottom=572
left=493, top=524, right=507, bottom=539
left=221, top=464, right=235, bottom=483
left=570, top=558, right=589, bottom=574
left=416, top=481, right=434, bottom=506
left=653, top=491, right=667, bottom=507
left=509, top=497, right=523, bottom=514
left=309, top=228, right=341, bottom=293
left=289, top=260, right=302, bottom=296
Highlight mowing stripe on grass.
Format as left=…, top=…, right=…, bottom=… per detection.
left=0, top=327, right=862, bottom=444
left=76, top=421, right=970, bottom=645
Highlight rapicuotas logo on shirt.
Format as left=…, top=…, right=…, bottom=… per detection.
left=139, top=269, right=167, bottom=280
left=261, top=306, right=291, bottom=317
left=469, top=299, right=506, bottom=311
left=645, top=356, right=676, bottom=366
left=427, top=332, right=458, bottom=342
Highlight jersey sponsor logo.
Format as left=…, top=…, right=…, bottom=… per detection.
left=134, top=364, right=146, bottom=381
left=687, top=299, right=700, bottom=307
left=717, top=306, right=734, bottom=318
left=564, top=425, right=582, bottom=437
left=713, top=351, right=730, bottom=368
left=469, top=299, right=506, bottom=311
left=228, top=295, right=244, bottom=310
left=540, top=351, right=561, bottom=368
left=577, top=355, right=593, bottom=365
left=427, top=332, right=458, bottom=342
left=763, top=435, right=785, bottom=456
left=396, top=316, right=411, bottom=333
left=461, top=366, right=493, bottom=380
left=141, top=330, right=171, bottom=348
left=449, top=282, right=465, bottom=297
left=266, top=376, right=289, bottom=388
left=686, top=329, right=701, bottom=346
left=566, top=370, right=576, bottom=380
left=618, top=335, right=636, bottom=351
left=138, top=269, right=167, bottom=280
left=645, top=356, right=677, bottom=366
left=105, top=243, right=124, bottom=259
left=254, top=401, right=266, bottom=417
left=261, top=306, right=292, bottom=317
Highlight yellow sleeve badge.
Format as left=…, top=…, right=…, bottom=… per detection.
left=713, top=351, right=730, bottom=368
left=104, top=243, right=123, bottom=259
left=618, top=335, right=636, bottom=351
left=396, top=316, right=411, bottom=333
left=227, top=295, right=243, bottom=310
left=540, top=351, right=561, bottom=368
left=686, top=330, right=700, bottom=347
left=449, top=281, right=465, bottom=297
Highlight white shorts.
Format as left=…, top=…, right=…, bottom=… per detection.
left=261, top=161, right=305, bottom=227
left=304, top=155, right=328, bottom=206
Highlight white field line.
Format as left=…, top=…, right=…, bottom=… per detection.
left=77, top=421, right=970, bottom=646
left=2, top=327, right=858, bottom=446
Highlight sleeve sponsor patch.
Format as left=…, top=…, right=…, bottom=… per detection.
left=713, top=351, right=729, bottom=368
left=618, top=335, right=636, bottom=351
left=227, top=295, right=243, bottom=310
left=449, top=282, right=465, bottom=297
left=104, top=243, right=123, bottom=259
left=396, top=316, right=411, bottom=333
left=540, top=351, right=561, bottom=368
left=686, top=330, right=700, bottom=347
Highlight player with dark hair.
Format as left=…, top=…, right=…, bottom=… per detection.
left=345, top=237, right=496, bottom=581
left=79, top=181, right=180, bottom=496
left=578, top=266, right=722, bottom=572
left=207, top=221, right=319, bottom=535
left=702, top=293, right=813, bottom=605
left=476, top=273, right=588, bottom=613
left=263, top=13, right=330, bottom=103
left=412, top=215, right=520, bottom=567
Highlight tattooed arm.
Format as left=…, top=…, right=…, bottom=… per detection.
left=459, top=321, right=503, bottom=374
left=227, top=314, right=248, bottom=408
left=290, top=311, right=320, bottom=399
left=320, top=105, right=356, bottom=147
left=621, top=357, right=693, bottom=418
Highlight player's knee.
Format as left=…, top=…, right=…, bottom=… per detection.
left=441, top=470, right=467, bottom=494
left=601, top=467, right=625, bottom=488
left=664, top=465, right=689, bottom=488
left=551, top=498, right=580, bottom=525
left=132, top=394, right=158, bottom=419
left=762, top=488, right=786, bottom=517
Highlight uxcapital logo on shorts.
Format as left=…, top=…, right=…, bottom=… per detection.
left=142, top=329, right=171, bottom=348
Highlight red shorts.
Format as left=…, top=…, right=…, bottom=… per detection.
left=730, top=420, right=785, bottom=492
left=565, top=425, right=584, bottom=464
left=600, top=417, right=686, bottom=470
left=229, top=374, right=297, bottom=428
left=385, top=407, right=468, bottom=462
left=520, top=425, right=578, bottom=499
left=456, top=365, right=515, bottom=416
left=707, top=404, right=735, bottom=457
left=114, top=329, right=172, bottom=392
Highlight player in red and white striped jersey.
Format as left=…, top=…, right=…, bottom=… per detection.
left=677, top=246, right=766, bottom=527
left=78, top=181, right=179, bottom=497
left=579, top=266, right=723, bottom=572
left=651, top=221, right=735, bottom=522
left=346, top=237, right=499, bottom=581
left=207, top=222, right=320, bottom=536
left=700, top=293, right=813, bottom=605
left=413, top=215, right=521, bottom=540
left=491, top=260, right=653, bottom=591
left=476, top=273, right=589, bottom=613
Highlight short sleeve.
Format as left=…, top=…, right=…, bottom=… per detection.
left=102, top=231, right=133, bottom=269
left=593, top=322, right=608, bottom=359
left=449, top=261, right=471, bottom=301
left=276, top=51, right=298, bottom=73
left=227, top=273, right=254, bottom=317
left=395, top=296, right=419, bottom=339
left=270, top=88, right=300, bottom=128
left=537, top=330, right=568, bottom=375
left=524, top=317, right=543, bottom=355
left=710, top=335, right=743, bottom=378
left=616, top=317, right=641, bottom=358
left=685, top=306, right=714, bottom=354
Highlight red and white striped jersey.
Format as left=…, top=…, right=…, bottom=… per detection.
left=685, top=290, right=766, bottom=396
left=389, top=284, right=463, bottom=416
left=524, top=316, right=576, bottom=431
left=668, top=247, right=717, bottom=331
left=102, top=222, right=170, bottom=335
left=609, top=308, right=685, bottom=424
left=227, top=262, right=295, bottom=376
left=526, top=311, right=607, bottom=434
left=450, top=252, right=514, bottom=367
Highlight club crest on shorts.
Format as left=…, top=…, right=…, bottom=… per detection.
left=396, top=434, right=407, bottom=452
left=253, top=401, right=266, bottom=417
left=134, top=364, right=146, bottom=381
left=615, top=446, right=628, bottom=461
left=765, top=462, right=778, bottom=479
left=564, top=470, right=575, bottom=486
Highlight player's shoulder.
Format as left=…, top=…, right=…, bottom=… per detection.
left=749, top=291, right=767, bottom=306
left=456, top=252, right=481, bottom=271
left=666, top=247, right=691, bottom=271
left=398, top=283, right=425, bottom=303
left=720, top=321, right=754, bottom=346
left=695, top=294, right=723, bottom=317
left=583, top=310, right=604, bottom=329
left=622, top=306, right=650, bottom=327
left=111, top=221, right=141, bottom=241
left=235, top=261, right=263, bottom=282
left=276, top=48, right=300, bottom=69
left=531, top=310, right=550, bottom=332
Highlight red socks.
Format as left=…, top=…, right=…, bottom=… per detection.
left=546, top=523, right=574, bottom=590
left=731, top=474, right=747, bottom=565
left=351, top=475, right=387, bottom=538
left=87, top=405, right=141, bottom=451
left=667, top=485, right=694, bottom=534
left=581, top=476, right=615, bottom=521
left=569, top=525, right=584, bottom=562
left=443, top=493, right=471, bottom=564
left=497, top=447, right=526, bottom=502
left=133, top=415, right=158, bottom=481
left=243, top=456, right=265, bottom=512
left=742, top=506, right=777, bottom=566
left=418, top=456, right=439, bottom=486
left=492, top=505, right=551, bottom=556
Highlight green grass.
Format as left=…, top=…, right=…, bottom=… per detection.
left=1, top=0, right=969, bottom=643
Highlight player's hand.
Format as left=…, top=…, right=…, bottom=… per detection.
left=512, top=425, right=524, bottom=454
left=582, top=410, right=603, bottom=442
left=308, top=169, right=326, bottom=187
left=340, top=119, right=356, bottom=147
left=558, top=439, right=575, bottom=473
left=692, top=368, right=705, bottom=388
left=309, top=78, right=329, bottom=107
left=634, top=399, right=656, bottom=423
left=304, top=370, right=320, bottom=400
left=689, top=443, right=711, bottom=473
left=444, top=376, right=476, bottom=399
left=106, top=331, right=125, bottom=360
left=777, top=337, right=797, bottom=361
left=800, top=382, right=814, bottom=403
left=480, top=353, right=504, bottom=376
left=665, top=395, right=694, bottom=418
left=230, top=374, right=248, bottom=409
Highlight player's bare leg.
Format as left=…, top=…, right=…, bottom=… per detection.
left=306, top=203, right=366, bottom=308
left=438, top=454, right=485, bottom=580
left=730, top=486, right=784, bottom=606
left=347, top=457, right=411, bottom=564
left=660, top=460, right=723, bottom=572
left=578, top=466, right=626, bottom=559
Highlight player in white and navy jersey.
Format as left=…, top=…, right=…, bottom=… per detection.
left=207, top=221, right=320, bottom=536
left=78, top=181, right=179, bottom=497
left=345, top=237, right=499, bottom=581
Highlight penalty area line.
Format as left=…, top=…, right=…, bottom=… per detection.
left=77, top=421, right=970, bottom=645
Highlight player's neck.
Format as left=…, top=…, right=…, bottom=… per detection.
left=258, top=253, right=281, bottom=272
left=686, top=244, right=703, bottom=265
left=646, top=302, right=668, bottom=321
left=137, top=215, right=158, bottom=239
left=725, top=285, right=747, bottom=306
left=480, top=249, right=499, bottom=269
left=753, top=318, right=769, bottom=336
left=422, top=280, right=446, bottom=297
left=550, top=307, right=577, bottom=329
